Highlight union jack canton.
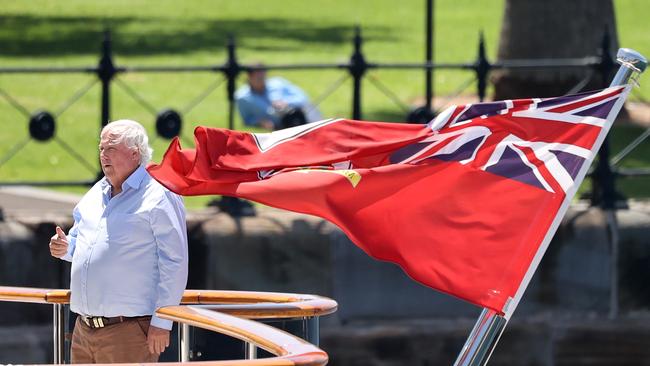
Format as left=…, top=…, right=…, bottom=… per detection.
left=389, top=86, right=629, bottom=194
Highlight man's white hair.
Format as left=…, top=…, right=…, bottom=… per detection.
left=101, top=119, right=153, bottom=165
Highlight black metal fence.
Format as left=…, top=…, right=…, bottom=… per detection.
left=0, top=27, right=648, bottom=209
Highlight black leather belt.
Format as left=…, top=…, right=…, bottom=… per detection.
left=80, top=315, right=151, bottom=329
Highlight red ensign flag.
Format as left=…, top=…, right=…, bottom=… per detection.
left=148, top=86, right=629, bottom=314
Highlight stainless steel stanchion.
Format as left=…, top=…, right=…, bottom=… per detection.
left=244, top=342, right=257, bottom=360
left=179, top=323, right=190, bottom=362
left=53, top=303, right=65, bottom=364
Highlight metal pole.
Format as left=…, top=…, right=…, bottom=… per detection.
left=179, top=323, right=190, bottom=362
left=591, top=28, right=619, bottom=207
left=476, top=32, right=490, bottom=102
left=592, top=135, right=618, bottom=208
left=305, top=317, right=320, bottom=346
left=350, top=26, right=367, bottom=120
left=244, top=342, right=257, bottom=360
left=454, top=309, right=507, bottom=366
left=606, top=210, right=619, bottom=319
left=225, top=35, right=239, bottom=131
left=97, top=29, right=116, bottom=182
left=425, top=0, right=434, bottom=111
left=98, top=29, right=116, bottom=128
left=452, top=48, right=647, bottom=366
left=53, top=303, right=65, bottom=364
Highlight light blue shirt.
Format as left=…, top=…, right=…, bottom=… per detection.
left=62, top=165, right=188, bottom=330
left=235, top=76, right=313, bottom=128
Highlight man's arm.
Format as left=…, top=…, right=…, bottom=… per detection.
left=148, top=191, right=189, bottom=354
left=236, top=97, right=262, bottom=127
left=277, top=78, right=309, bottom=108
left=237, top=94, right=278, bottom=130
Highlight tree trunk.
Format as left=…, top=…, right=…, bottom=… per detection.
left=493, top=0, right=618, bottom=100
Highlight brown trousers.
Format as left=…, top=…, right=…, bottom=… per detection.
left=71, top=316, right=159, bottom=363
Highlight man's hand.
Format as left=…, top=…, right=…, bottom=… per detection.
left=49, top=226, right=68, bottom=258
left=147, top=325, right=170, bottom=355
left=271, top=100, right=289, bottom=111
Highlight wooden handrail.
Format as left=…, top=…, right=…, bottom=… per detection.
left=0, top=287, right=337, bottom=319
left=156, top=306, right=327, bottom=366
left=181, top=290, right=337, bottom=319
left=0, top=286, right=335, bottom=365
left=0, top=286, right=70, bottom=304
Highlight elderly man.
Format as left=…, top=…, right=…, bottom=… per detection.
left=49, top=119, right=188, bottom=363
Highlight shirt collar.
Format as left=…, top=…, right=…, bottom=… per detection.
left=100, top=165, right=147, bottom=196
left=123, top=165, right=147, bottom=191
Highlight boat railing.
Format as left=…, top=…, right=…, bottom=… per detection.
left=0, top=286, right=337, bottom=365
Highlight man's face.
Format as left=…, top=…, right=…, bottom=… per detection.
left=248, top=70, right=266, bottom=93
left=99, top=132, right=140, bottom=186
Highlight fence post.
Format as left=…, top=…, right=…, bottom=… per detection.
left=96, top=29, right=117, bottom=182
left=475, top=32, right=490, bottom=103
left=597, top=27, right=617, bottom=89
left=349, top=26, right=368, bottom=120
left=98, top=30, right=116, bottom=129
left=224, top=35, right=240, bottom=130
left=425, top=0, right=434, bottom=112
left=591, top=27, right=620, bottom=208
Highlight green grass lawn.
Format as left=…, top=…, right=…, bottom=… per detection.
left=0, top=0, right=649, bottom=207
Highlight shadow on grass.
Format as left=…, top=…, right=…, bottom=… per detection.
left=0, top=15, right=396, bottom=57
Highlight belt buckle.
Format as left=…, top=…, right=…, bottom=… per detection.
left=83, top=316, right=105, bottom=328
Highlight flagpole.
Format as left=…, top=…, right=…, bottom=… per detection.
left=453, top=309, right=507, bottom=366
left=452, top=48, right=647, bottom=366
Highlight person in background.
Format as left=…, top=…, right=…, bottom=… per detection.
left=49, top=119, right=188, bottom=363
left=235, top=65, right=322, bottom=130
